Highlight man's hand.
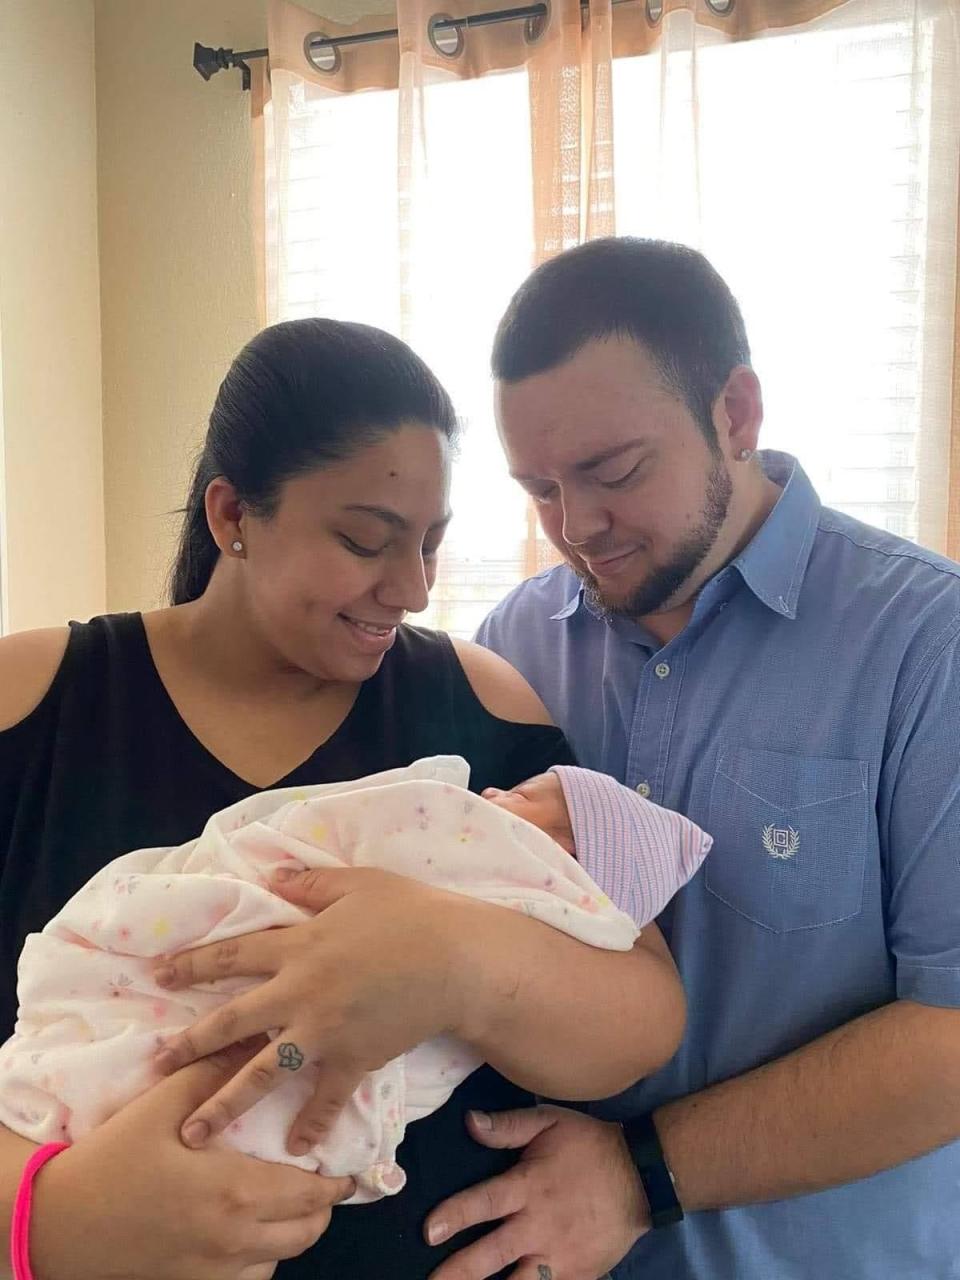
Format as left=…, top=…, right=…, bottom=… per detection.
left=425, top=1106, right=648, bottom=1280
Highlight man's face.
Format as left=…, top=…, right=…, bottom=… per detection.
left=496, top=337, right=735, bottom=621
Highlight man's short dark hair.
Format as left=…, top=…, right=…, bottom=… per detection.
left=492, top=237, right=751, bottom=442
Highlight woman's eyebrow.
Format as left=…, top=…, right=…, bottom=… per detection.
left=341, top=504, right=409, bottom=530
left=341, top=504, right=453, bottom=533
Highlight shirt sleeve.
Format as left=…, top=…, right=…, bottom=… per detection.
left=881, top=629, right=960, bottom=1006
left=551, top=766, right=712, bottom=927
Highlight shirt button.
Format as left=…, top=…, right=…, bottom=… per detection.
left=655, top=662, right=671, bottom=679
left=636, top=781, right=651, bottom=798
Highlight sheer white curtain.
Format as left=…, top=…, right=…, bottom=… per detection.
left=256, top=0, right=960, bottom=635
left=613, top=0, right=960, bottom=548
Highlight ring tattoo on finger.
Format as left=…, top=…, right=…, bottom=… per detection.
left=277, top=1042, right=305, bottom=1071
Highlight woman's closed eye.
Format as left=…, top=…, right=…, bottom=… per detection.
left=339, top=533, right=387, bottom=559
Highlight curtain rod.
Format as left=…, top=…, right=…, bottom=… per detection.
left=194, top=0, right=598, bottom=89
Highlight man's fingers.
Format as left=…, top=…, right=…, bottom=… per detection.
left=511, top=1261, right=561, bottom=1280
left=154, top=931, right=280, bottom=991
left=466, top=1106, right=559, bottom=1151
left=288, top=1062, right=364, bottom=1155
left=427, top=1221, right=529, bottom=1280
left=426, top=1166, right=529, bottom=1246
left=179, top=1033, right=315, bottom=1146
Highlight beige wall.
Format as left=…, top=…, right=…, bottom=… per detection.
left=95, top=0, right=267, bottom=613
left=0, top=0, right=375, bottom=627
left=0, top=0, right=105, bottom=632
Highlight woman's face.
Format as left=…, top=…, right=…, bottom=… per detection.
left=239, top=423, right=452, bottom=683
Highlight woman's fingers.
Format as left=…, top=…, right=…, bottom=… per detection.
left=287, top=1061, right=365, bottom=1154
left=179, top=1030, right=319, bottom=1146
left=246, top=1209, right=340, bottom=1263
left=256, top=1170, right=357, bottom=1222
left=154, top=931, right=283, bottom=991
left=155, top=988, right=278, bottom=1076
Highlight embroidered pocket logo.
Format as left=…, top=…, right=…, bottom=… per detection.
left=762, top=824, right=800, bottom=860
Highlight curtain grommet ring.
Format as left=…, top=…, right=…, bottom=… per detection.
left=304, top=31, right=341, bottom=74
left=645, top=1, right=663, bottom=25
left=705, top=0, right=734, bottom=14
left=428, top=13, right=465, bottom=58
left=524, top=0, right=550, bottom=44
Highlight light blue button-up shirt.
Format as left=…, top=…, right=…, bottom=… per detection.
left=476, top=452, right=960, bottom=1279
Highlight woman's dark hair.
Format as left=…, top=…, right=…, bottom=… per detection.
left=170, top=318, right=458, bottom=605
left=492, top=237, right=751, bottom=443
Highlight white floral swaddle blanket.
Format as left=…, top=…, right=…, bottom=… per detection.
left=0, top=757, right=661, bottom=1203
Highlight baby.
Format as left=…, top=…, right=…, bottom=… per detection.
left=0, top=758, right=710, bottom=1202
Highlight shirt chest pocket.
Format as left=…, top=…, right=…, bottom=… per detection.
left=705, top=746, right=869, bottom=934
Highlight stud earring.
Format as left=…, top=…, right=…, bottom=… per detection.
left=737, top=448, right=754, bottom=462
left=231, top=540, right=244, bottom=553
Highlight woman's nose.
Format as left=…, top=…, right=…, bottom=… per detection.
left=376, top=554, right=430, bottom=614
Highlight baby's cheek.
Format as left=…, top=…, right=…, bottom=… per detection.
left=487, top=794, right=524, bottom=820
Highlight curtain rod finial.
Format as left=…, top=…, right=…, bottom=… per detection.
left=193, top=42, right=230, bottom=82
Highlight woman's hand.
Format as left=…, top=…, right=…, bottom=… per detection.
left=27, top=1046, right=353, bottom=1280
left=153, top=867, right=472, bottom=1157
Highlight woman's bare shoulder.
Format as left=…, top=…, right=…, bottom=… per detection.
left=0, top=627, right=70, bottom=731
left=449, top=637, right=553, bottom=726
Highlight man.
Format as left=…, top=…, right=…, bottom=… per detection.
left=425, top=238, right=960, bottom=1279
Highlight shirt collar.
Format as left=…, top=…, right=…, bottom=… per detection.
left=731, top=451, right=820, bottom=620
left=550, top=451, right=820, bottom=624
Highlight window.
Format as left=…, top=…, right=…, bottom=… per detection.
left=277, top=6, right=956, bottom=635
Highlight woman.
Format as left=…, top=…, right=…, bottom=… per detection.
left=0, top=320, right=683, bottom=1280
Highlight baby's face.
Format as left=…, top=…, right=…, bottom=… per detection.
left=482, top=772, right=575, bottom=856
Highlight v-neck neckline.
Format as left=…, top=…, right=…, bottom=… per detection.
left=130, top=612, right=376, bottom=796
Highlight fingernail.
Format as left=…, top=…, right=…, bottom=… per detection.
left=469, top=1110, right=492, bottom=1130
left=154, top=966, right=175, bottom=988
left=289, top=1138, right=310, bottom=1157
left=182, top=1120, right=210, bottom=1147
left=427, top=1220, right=449, bottom=1245
left=272, top=867, right=295, bottom=883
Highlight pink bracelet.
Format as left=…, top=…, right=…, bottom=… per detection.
left=9, top=1143, right=69, bottom=1280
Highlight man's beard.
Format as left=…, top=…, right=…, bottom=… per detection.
left=577, top=457, right=733, bottom=621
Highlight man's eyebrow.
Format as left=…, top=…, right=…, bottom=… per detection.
left=511, top=440, right=647, bottom=484
left=575, top=441, right=648, bottom=473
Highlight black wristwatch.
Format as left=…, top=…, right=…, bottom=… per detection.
left=620, top=1111, right=684, bottom=1229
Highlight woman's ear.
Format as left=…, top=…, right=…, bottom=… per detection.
left=205, top=477, right=246, bottom=555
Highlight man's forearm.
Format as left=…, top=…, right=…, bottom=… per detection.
left=655, top=1000, right=960, bottom=1212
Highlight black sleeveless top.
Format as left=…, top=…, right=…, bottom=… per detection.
left=0, top=614, right=574, bottom=1278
